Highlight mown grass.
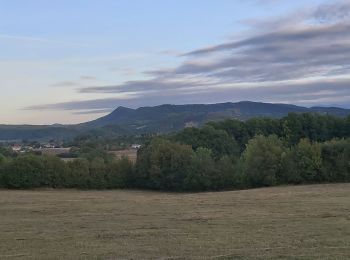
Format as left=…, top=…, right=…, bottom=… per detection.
left=0, top=184, right=349, bottom=259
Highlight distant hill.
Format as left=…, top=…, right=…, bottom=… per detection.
left=82, top=101, right=350, bottom=132
left=0, top=125, right=79, bottom=142
left=1, top=101, right=349, bottom=141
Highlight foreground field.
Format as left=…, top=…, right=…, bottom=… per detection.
left=0, top=184, right=349, bottom=259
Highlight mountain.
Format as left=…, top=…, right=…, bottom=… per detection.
left=310, top=106, right=350, bottom=117
left=82, top=101, right=350, bottom=132
left=0, top=125, right=79, bottom=142
left=1, top=101, right=349, bottom=141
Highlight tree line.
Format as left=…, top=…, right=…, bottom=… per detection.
left=0, top=113, right=349, bottom=190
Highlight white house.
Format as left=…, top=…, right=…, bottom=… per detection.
left=131, top=144, right=141, bottom=149
left=11, top=145, right=22, bottom=152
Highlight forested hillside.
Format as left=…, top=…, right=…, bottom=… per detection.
left=1, top=101, right=350, bottom=141
left=0, top=113, right=349, bottom=191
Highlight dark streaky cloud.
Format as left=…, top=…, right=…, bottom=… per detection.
left=26, top=1, right=350, bottom=112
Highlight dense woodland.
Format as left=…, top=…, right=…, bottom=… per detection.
left=0, top=113, right=349, bottom=191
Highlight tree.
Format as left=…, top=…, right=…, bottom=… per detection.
left=0, top=153, right=5, bottom=164
left=89, top=157, right=107, bottom=188
left=296, top=139, right=323, bottom=183
left=106, top=156, right=134, bottom=188
left=0, top=154, right=6, bottom=188
left=66, top=159, right=90, bottom=188
left=174, top=125, right=239, bottom=159
left=245, top=118, right=282, bottom=139
left=321, top=139, right=350, bottom=182
left=184, top=147, right=216, bottom=191
left=41, top=155, right=67, bottom=188
left=282, top=139, right=323, bottom=183
left=242, top=135, right=285, bottom=187
left=2, top=155, right=46, bottom=188
left=282, top=113, right=347, bottom=145
left=282, top=113, right=305, bottom=145
left=0, top=147, right=13, bottom=157
left=209, top=119, right=249, bottom=151
left=135, top=138, right=194, bottom=190
left=215, top=155, right=243, bottom=189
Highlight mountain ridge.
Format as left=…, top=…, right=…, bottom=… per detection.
left=83, top=101, right=350, bottom=128
left=1, top=101, right=349, bottom=140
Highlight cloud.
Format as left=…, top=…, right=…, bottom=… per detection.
left=24, top=97, right=131, bottom=111
left=51, top=81, right=80, bottom=87
left=0, top=34, right=89, bottom=48
left=51, top=76, right=98, bottom=88
left=24, top=77, right=350, bottom=111
left=78, top=76, right=211, bottom=94
left=314, top=0, right=350, bottom=23
left=80, top=75, right=97, bottom=81
left=72, top=108, right=113, bottom=115
left=26, top=1, right=350, bottom=112
left=158, top=50, right=183, bottom=56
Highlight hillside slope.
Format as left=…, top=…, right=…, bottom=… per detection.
left=1, top=101, right=349, bottom=140
left=83, top=101, right=350, bottom=132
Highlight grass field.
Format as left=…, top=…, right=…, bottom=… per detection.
left=0, top=184, right=349, bottom=259
left=110, top=149, right=138, bottom=162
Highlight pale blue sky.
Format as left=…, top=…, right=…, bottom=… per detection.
left=1, top=0, right=348, bottom=124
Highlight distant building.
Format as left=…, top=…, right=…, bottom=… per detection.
left=185, top=121, right=198, bottom=128
left=23, top=146, right=33, bottom=151
left=43, top=143, right=55, bottom=149
left=131, top=144, right=141, bottom=149
left=11, top=145, right=22, bottom=152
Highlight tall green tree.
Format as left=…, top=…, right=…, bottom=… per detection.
left=106, top=156, right=134, bottom=188
left=296, top=139, right=323, bottom=183
left=174, top=125, right=239, bottom=159
left=42, top=155, right=67, bottom=188
left=89, top=157, right=107, bottom=188
left=321, top=139, right=350, bottom=182
left=66, top=159, right=90, bottom=188
left=184, top=147, right=216, bottom=191
left=2, top=155, right=46, bottom=188
left=135, top=138, right=194, bottom=190
left=209, top=119, right=249, bottom=151
left=242, top=135, right=285, bottom=187
left=282, top=139, right=323, bottom=183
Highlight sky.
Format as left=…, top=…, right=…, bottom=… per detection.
left=1, top=0, right=350, bottom=124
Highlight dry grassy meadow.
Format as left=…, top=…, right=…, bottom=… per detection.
left=110, top=149, right=138, bottom=163
left=0, top=184, right=349, bottom=259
